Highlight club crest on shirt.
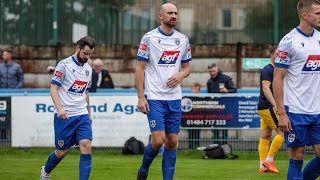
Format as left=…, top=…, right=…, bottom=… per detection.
left=175, top=39, right=180, bottom=45
left=301, top=55, right=320, bottom=71
left=68, top=80, right=87, bottom=94
left=85, top=70, right=90, bottom=77
left=158, top=51, right=180, bottom=64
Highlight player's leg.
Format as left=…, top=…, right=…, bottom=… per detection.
left=302, top=118, right=320, bottom=180
left=285, top=112, right=309, bottom=180
left=162, top=100, right=181, bottom=180
left=78, top=139, right=92, bottom=180
left=163, top=133, right=178, bottom=180
left=303, top=144, right=320, bottom=180
left=40, top=114, right=76, bottom=179
left=41, top=149, right=69, bottom=180
left=258, top=109, right=271, bottom=172
left=76, top=114, right=93, bottom=180
left=259, top=127, right=271, bottom=172
left=287, top=147, right=304, bottom=180
left=137, top=100, right=165, bottom=179
left=263, top=108, right=284, bottom=173
left=267, top=129, right=284, bottom=162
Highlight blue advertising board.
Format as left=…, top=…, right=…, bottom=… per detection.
left=181, top=96, right=260, bottom=129
left=0, top=97, right=11, bottom=130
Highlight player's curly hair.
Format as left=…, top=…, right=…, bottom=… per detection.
left=76, top=36, right=96, bottom=50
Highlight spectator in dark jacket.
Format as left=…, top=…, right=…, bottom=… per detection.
left=207, top=63, right=236, bottom=93
left=207, top=63, right=236, bottom=144
left=89, top=58, right=114, bottom=92
left=0, top=49, right=24, bottom=88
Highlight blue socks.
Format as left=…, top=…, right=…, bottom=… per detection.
left=139, top=143, right=159, bottom=174
left=44, top=152, right=61, bottom=174
left=287, top=159, right=303, bottom=180
left=79, top=154, right=92, bottom=180
left=303, top=156, right=320, bottom=180
left=162, top=148, right=176, bottom=180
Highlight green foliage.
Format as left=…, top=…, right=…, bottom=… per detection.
left=0, top=148, right=315, bottom=179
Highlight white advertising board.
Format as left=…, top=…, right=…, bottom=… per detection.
left=12, top=96, right=149, bottom=147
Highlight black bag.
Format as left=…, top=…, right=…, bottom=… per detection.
left=122, top=137, right=145, bottom=155
left=203, top=144, right=238, bottom=159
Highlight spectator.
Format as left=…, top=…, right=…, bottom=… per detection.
left=207, top=63, right=236, bottom=144
left=191, top=82, right=201, bottom=93
left=189, top=82, right=201, bottom=149
left=89, top=58, right=114, bottom=92
left=0, top=49, right=24, bottom=88
left=207, top=63, right=237, bottom=93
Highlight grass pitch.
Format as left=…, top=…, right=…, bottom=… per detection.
left=0, top=148, right=316, bottom=180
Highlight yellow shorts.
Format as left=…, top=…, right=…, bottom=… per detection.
left=258, top=108, right=279, bottom=130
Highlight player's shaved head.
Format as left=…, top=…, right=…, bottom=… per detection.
left=160, top=3, right=177, bottom=14
left=297, top=0, right=320, bottom=14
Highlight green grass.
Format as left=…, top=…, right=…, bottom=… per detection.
left=0, top=148, right=316, bottom=180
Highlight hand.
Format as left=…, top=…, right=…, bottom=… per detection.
left=278, top=113, right=292, bottom=133
left=57, top=108, right=69, bottom=119
left=138, top=97, right=150, bottom=114
left=272, top=105, right=278, bottom=114
left=219, top=87, right=228, bottom=93
left=167, top=72, right=184, bottom=88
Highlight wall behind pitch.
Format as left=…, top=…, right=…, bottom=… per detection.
left=0, top=44, right=274, bottom=88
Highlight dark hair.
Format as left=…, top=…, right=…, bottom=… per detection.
left=270, top=46, right=277, bottom=54
left=297, top=0, right=320, bottom=13
left=2, top=49, right=13, bottom=54
left=208, top=63, right=217, bottom=69
left=76, top=36, right=96, bottom=50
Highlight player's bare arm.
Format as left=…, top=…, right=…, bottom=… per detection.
left=85, top=90, right=91, bottom=120
left=273, top=67, right=291, bottom=132
left=262, top=81, right=277, bottom=111
left=50, top=83, right=69, bottom=119
left=167, top=62, right=190, bottom=88
left=135, top=60, right=149, bottom=113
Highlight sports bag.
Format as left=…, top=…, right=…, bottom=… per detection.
left=122, top=137, right=145, bottom=155
left=203, top=144, right=238, bottom=159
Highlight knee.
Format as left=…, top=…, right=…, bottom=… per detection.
left=55, top=149, right=68, bottom=159
left=290, top=150, right=304, bottom=160
left=79, top=140, right=92, bottom=153
left=165, top=140, right=177, bottom=150
left=151, top=138, right=165, bottom=149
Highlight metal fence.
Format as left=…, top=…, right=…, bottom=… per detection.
left=1, top=128, right=316, bottom=153
left=0, top=0, right=300, bottom=45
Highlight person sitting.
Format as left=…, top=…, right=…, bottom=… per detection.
left=89, top=58, right=114, bottom=92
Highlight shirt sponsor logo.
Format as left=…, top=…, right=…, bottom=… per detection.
left=54, top=70, right=63, bottom=78
left=302, top=55, right=320, bottom=71
left=68, top=80, right=87, bottom=94
left=158, top=51, right=180, bottom=64
left=139, top=44, right=147, bottom=51
left=276, top=50, right=288, bottom=60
